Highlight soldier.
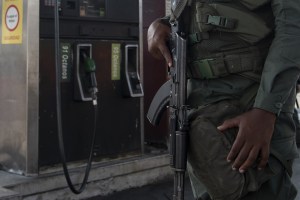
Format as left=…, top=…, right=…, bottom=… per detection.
left=147, top=0, right=300, bottom=199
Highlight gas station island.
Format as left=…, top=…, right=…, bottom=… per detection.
left=0, top=0, right=170, bottom=199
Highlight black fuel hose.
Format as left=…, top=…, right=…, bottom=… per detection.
left=54, top=2, right=98, bottom=194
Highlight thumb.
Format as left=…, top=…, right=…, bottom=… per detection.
left=159, top=44, right=172, bottom=67
left=217, top=117, right=239, bottom=132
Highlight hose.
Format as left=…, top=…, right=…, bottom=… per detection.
left=54, top=1, right=98, bottom=194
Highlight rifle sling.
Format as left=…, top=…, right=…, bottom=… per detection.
left=170, top=0, right=192, bottom=22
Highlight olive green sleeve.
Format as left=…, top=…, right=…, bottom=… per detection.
left=253, top=0, right=300, bottom=115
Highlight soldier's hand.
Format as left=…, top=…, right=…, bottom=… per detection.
left=217, top=108, right=276, bottom=173
left=147, top=19, right=172, bottom=67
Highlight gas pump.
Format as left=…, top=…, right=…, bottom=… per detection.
left=41, top=0, right=144, bottom=194
left=0, top=0, right=143, bottom=184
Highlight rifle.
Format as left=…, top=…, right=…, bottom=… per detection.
left=147, top=0, right=189, bottom=199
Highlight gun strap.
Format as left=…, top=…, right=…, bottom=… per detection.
left=170, top=0, right=192, bottom=22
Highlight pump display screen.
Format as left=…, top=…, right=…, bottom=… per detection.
left=41, top=0, right=137, bottom=21
left=79, top=0, right=106, bottom=18
left=41, top=0, right=106, bottom=18
left=44, top=0, right=61, bottom=7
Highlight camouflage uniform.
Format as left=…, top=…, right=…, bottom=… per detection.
left=186, top=0, right=300, bottom=199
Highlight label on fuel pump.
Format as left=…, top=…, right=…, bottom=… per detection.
left=61, top=43, right=72, bottom=82
left=111, top=43, right=121, bottom=81
left=2, top=0, right=23, bottom=44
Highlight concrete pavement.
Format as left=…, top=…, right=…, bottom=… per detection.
left=88, top=148, right=300, bottom=200
left=0, top=149, right=299, bottom=200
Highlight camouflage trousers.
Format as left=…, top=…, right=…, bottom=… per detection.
left=187, top=100, right=298, bottom=200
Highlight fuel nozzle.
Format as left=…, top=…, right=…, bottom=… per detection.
left=82, top=52, right=98, bottom=106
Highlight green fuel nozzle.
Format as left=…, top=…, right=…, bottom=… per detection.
left=84, top=57, right=96, bottom=73
left=81, top=52, right=98, bottom=105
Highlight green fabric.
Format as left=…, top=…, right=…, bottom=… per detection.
left=188, top=47, right=266, bottom=79
left=185, top=0, right=300, bottom=199
left=241, top=159, right=297, bottom=200
left=209, top=3, right=271, bottom=44
left=190, top=59, right=215, bottom=78
left=188, top=100, right=246, bottom=200
left=188, top=155, right=298, bottom=200
left=239, top=0, right=271, bottom=10
left=188, top=0, right=300, bottom=114
left=187, top=99, right=298, bottom=200
left=253, top=0, right=300, bottom=115
left=187, top=75, right=256, bottom=107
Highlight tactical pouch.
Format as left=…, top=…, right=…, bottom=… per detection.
left=188, top=100, right=280, bottom=200
left=195, top=2, right=271, bottom=44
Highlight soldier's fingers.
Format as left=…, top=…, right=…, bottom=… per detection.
left=238, top=148, right=259, bottom=173
left=158, top=44, right=172, bottom=67
left=227, top=133, right=244, bottom=162
left=217, top=117, right=239, bottom=132
left=149, top=49, right=164, bottom=60
left=231, top=143, right=251, bottom=170
left=257, top=146, right=270, bottom=170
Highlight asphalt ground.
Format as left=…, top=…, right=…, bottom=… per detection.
left=87, top=176, right=194, bottom=200
left=87, top=148, right=300, bottom=200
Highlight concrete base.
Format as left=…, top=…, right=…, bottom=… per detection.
left=0, top=188, right=20, bottom=200
left=0, top=154, right=172, bottom=200
left=2, top=150, right=298, bottom=200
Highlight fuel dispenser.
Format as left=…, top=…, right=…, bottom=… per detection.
left=40, top=0, right=143, bottom=166
left=0, top=0, right=144, bottom=179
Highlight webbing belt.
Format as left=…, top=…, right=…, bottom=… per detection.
left=188, top=49, right=264, bottom=79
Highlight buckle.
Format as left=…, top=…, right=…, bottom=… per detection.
left=206, top=15, right=236, bottom=29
